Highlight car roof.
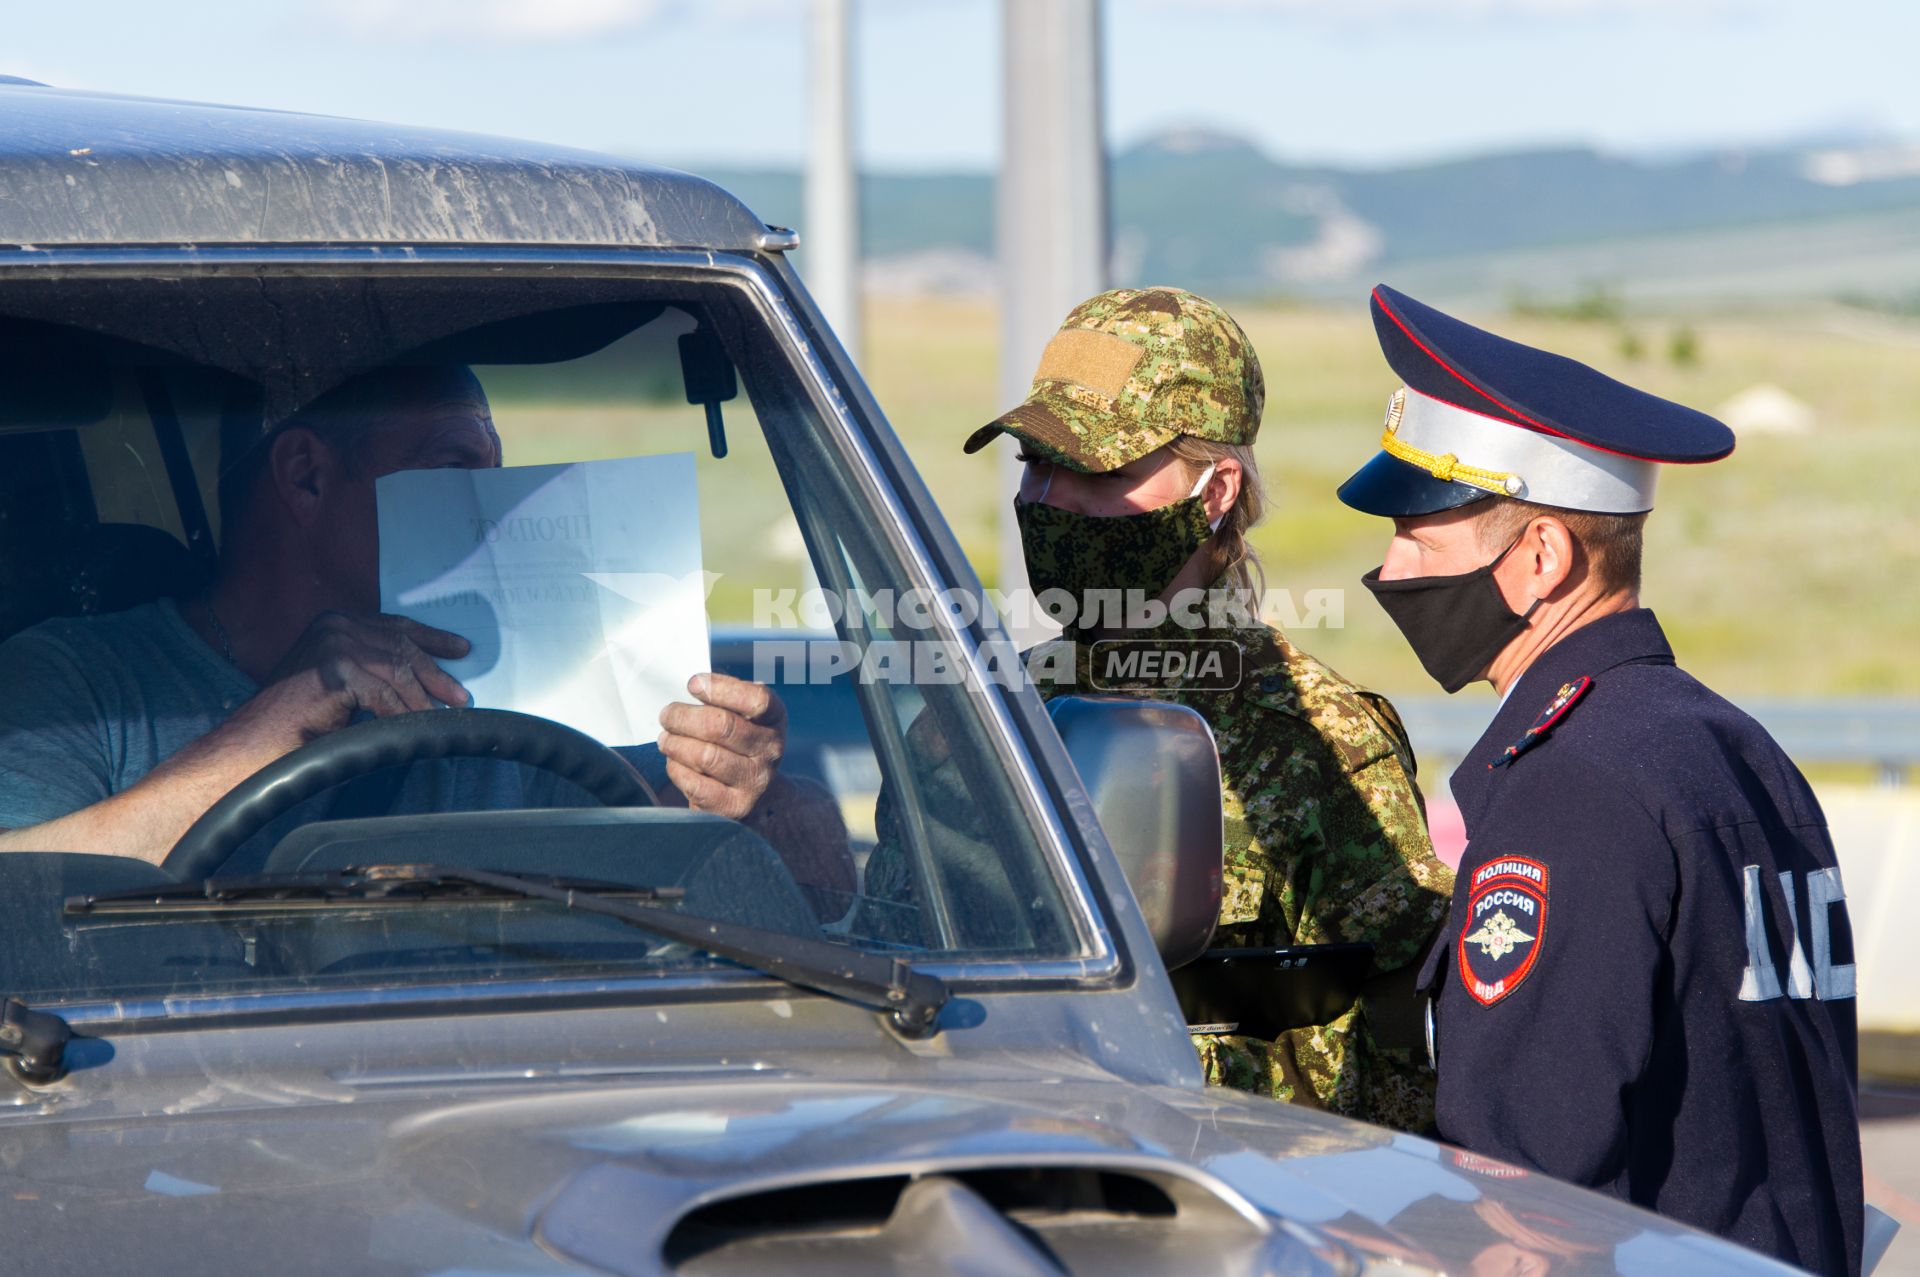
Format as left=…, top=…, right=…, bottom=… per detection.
left=0, top=81, right=774, bottom=252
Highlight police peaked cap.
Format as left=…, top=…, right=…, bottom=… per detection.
left=1338, top=285, right=1736, bottom=517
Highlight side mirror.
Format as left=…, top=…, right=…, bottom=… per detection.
left=1047, top=696, right=1223, bottom=970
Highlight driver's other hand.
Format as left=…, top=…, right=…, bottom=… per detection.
left=657, top=673, right=787, bottom=822
left=247, top=611, right=470, bottom=747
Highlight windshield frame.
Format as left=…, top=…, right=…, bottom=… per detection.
left=0, top=243, right=1131, bottom=1032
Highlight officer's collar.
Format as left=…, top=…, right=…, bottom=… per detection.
left=1509, top=606, right=1673, bottom=699
left=1471, top=608, right=1672, bottom=761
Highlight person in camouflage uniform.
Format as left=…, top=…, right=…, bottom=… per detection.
left=866, top=287, right=1453, bottom=1132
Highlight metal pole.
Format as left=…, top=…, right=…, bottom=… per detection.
left=997, top=0, right=1108, bottom=638
left=807, top=0, right=861, bottom=361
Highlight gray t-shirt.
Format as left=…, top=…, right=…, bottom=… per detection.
left=0, top=598, right=644, bottom=863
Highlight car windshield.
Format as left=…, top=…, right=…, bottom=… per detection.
left=0, top=263, right=1085, bottom=1010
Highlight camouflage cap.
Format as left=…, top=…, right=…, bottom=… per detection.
left=964, top=286, right=1265, bottom=473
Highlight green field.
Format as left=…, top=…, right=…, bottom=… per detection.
left=859, top=296, right=1920, bottom=702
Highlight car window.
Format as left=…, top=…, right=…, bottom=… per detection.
left=0, top=264, right=1081, bottom=1009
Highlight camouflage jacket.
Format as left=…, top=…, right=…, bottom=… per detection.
left=865, top=620, right=1453, bottom=1133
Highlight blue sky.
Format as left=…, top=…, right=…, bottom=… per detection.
left=8, top=0, right=1916, bottom=171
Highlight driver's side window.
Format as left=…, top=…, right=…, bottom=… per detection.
left=485, top=289, right=1076, bottom=957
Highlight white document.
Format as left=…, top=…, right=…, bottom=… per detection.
left=377, top=453, right=710, bottom=746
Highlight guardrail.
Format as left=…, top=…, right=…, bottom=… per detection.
left=1396, top=697, right=1920, bottom=788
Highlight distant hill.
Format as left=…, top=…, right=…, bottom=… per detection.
left=690, top=132, right=1920, bottom=306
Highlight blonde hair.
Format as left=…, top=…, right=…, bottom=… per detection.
left=1166, top=435, right=1268, bottom=599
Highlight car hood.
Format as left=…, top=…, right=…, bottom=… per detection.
left=0, top=1069, right=1793, bottom=1276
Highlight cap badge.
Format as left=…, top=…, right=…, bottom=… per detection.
left=1384, top=388, right=1406, bottom=434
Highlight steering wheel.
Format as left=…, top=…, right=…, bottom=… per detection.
left=164, top=708, right=660, bottom=880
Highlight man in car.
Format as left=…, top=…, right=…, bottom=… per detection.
left=0, top=364, right=790, bottom=865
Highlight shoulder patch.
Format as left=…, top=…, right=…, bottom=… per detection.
left=1489, top=675, right=1592, bottom=769
left=1458, top=856, right=1549, bottom=1006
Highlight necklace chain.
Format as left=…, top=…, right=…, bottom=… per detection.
left=203, top=594, right=236, bottom=666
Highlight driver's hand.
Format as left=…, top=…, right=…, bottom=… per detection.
left=237, top=611, right=471, bottom=750
left=657, top=673, right=787, bottom=822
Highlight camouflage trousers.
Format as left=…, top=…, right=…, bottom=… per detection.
left=1192, top=1004, right=1438, bottom=1135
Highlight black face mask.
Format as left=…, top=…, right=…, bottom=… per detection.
left=1361, top=539, right=1542, bottom=694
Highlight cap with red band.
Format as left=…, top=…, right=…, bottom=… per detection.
left=1337, top=284, right=1736, bottom=517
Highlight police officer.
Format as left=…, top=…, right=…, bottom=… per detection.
left=1336, top=285, right=1862, bottom=1276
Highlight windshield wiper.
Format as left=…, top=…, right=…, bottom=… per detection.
left=68, top=866, right=687, bottom=914
left=67, top=865, right=951, bottom=1037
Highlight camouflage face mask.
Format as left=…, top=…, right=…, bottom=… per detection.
left=1016, top=472, right=1216, bottom=629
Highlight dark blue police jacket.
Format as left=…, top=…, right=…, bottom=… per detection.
left=1419, top=608, right=1862, bottom=1276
